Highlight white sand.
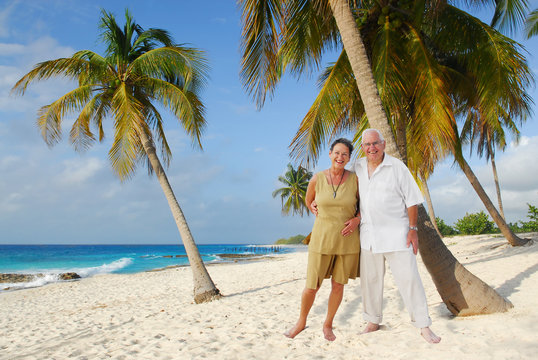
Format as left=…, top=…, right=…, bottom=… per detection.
left=1, top=233, right=537, bottom=359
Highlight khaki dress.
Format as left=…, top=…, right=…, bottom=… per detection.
left=306, top=171, right=360, bottom=289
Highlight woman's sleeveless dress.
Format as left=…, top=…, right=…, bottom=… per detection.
left=306, top=171, right=360, bottom=288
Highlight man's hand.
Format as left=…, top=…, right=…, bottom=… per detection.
left=342, top=216, right=360, bottom=236
left=407, top=229, right=418, bottom=255
left=310, top=200, right=319, bottom=216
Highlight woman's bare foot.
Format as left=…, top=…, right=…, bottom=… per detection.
left=284, top=323, right=306, bottom=339
left=361, top=322, right=380, bottom=334
left=421, top=327, right=441, bottom=343
left=323, top=326, right=336, bottom=341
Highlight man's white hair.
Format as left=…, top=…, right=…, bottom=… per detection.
left=361, top=128, right=385, bottom=143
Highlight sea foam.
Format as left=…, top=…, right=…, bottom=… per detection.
left=0, top=258, right=134, bottom=292
left=75, top=257, right=133, bottom=277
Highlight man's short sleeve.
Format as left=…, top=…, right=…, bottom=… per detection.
left=398, top=162, right=424, bottom=208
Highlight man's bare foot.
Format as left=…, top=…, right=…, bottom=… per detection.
left=361, top=322, right=380, bottom=334
left=323, top=326, right=336, bottom=341
left=284, top=323, right=306, bottom=339
left=421, top=327, right=441, bottom=343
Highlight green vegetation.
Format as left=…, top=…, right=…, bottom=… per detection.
left=435, top=217, right=458, bottom=236
left=272, top=164, right=313, bottom=217
left=435, top=204, right=538, bottom=236
left=509, top=203, right=538, bottom=232
left=454, top=211, right=496, bottom=235
left=275, top=234, right=306, bottom=245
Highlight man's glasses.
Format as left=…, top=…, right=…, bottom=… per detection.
left=363, top=141, right=382, bottom=147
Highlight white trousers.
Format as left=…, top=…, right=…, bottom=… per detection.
left=360, top=248, right=432, bottom=328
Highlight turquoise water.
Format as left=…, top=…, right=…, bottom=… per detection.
left=0, top=244, right=292, bottom=290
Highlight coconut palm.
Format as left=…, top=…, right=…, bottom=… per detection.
left=273, top=163, right=313, bottom=216
left=285, top=1, right=532, bottom=246
left=461, top=108, right=523, bottom=220
left=12, top=9, right=221, bottom=303
left=239, top=0, right=517, bottom=315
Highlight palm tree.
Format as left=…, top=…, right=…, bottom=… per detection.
left=461, top=109, right=522, bottom=221
left=12, top=9, right=221, bottom=303
left=239, top=0, right=517, bottom=315
left=272, top=163, right=313, bottom=216
left=284, top=1, right=532, bottom=246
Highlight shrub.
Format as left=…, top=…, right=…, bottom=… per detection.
left=508, top=222, right=525, bottom=233
left=519, top=203, right=538, bottom=232
left=435, top=217, right=458, bottom=236
left=454, top=211, right=496, bottom=235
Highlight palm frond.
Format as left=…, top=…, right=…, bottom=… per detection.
left=142, top=77, right=206, bottom=148
left=490, top=0, right=530, bottom=35
left=130, top=46, right=210, bottom=91
left=280, top=0, right=339, bottom=76
left=109, top=83, right=146, bottom=180
left=290, top=50, right=364, bottom=166
left=525, top=8, right=538, bottom=38
left=36, top=84, right=96, bottom=146
left=238, top=0, right=284, bottom=108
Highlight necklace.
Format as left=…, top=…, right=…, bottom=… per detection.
left=328, top=170, right=345, bottom=199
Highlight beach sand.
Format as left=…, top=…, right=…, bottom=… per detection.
left=1, top=233, right=537, bottom=359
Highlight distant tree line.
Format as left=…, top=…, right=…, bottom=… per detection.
left=436, top=203, right=538, bottom=236
left=275, top=234, right=307, bottom=245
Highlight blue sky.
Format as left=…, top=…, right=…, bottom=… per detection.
left=0, top=0, right=537, bottom=245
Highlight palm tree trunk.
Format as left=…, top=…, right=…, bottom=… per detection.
left=422, top=176, right=442, bottom=238
left=488, top=143, right=505, bottom=220
left=491, top=155, right=505, bottom=219
left=417, top=205, right=513, bottom=315
left=138, top=129, right=221, bottom=303
left=458, top=157, right=527, bottom=246
left=327, top=0, right=398, bottom=158
left=329, top=0, right=513, bottom=315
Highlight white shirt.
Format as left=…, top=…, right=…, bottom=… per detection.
left=351, top=154, right=424, bottom=253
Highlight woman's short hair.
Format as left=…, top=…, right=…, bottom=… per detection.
left=330, top=138, right=354, bottom=154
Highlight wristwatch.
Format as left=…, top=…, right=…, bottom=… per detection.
left=409, top=226, right=418, bottom=231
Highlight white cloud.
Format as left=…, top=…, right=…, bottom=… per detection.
left=57, top=157, right=105, bottom=185
left=0, top=43, right=25, bottom=55
left=0, top=37, right=76, bottom=112
left=428, top=136, right=538, bottom=225
left=0, top=192, right=23, bottom=213
left=0, top=0, right=17, bottom=38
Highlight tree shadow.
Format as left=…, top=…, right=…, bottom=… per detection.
left=224, top=278, right=303, bottom=297
left=496, top=261, right=538, bottom=298
left=458, top=239, right=537, bottom=267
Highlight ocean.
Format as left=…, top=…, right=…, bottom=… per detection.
left=0, top=244, right=296, bottom=291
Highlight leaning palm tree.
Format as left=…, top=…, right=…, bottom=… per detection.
left=272, top=163, right=313, bottom=216
left=12, top=9, right=220, bottom=303
left=239, top=0, right=518, bottom=315
left=461, top=108, right=522, bottom=221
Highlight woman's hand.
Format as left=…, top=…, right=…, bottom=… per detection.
left=342, top=216, right=360, bottom=236
left=310, top=200, right=318, bottom=216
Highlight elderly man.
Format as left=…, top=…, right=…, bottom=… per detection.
left=351, top=128, right=440, bottom=343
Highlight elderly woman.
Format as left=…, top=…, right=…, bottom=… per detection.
left=285, top=138, right=360, bottom=341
